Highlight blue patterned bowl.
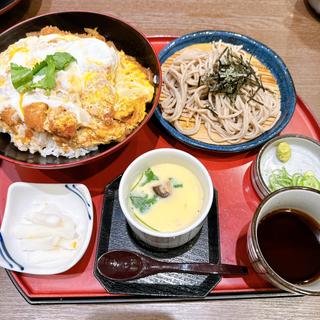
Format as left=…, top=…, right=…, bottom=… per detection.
left=155, top=30, right=296, bottom=153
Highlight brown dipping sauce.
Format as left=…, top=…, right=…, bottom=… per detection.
left=257, top=208, right=320, bottom=284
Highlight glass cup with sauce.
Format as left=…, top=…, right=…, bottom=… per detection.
left=247, top=187, right=320, bottom=295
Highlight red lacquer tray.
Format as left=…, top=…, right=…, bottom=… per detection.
left=1, top=37, right=320, bottom=303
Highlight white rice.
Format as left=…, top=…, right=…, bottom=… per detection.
left=3, top=124, right=97, bottom=158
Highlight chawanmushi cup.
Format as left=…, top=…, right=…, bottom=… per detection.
left=247, top=187, right=320, bottom=295
left=118, top=148, right=214, bottom=249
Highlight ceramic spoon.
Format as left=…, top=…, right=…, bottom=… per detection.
left=97, top=250, right=248, bottom=281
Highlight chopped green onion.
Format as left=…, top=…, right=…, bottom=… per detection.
left=268, top=168, right=320, bottom=192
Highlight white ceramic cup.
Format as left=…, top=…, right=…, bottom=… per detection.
left=119, top=148, right=214, bottom=249
left=247, top=187, right=320, bottom=295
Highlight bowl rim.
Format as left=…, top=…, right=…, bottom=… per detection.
left=0, top=10, right=162, bottom=169
left=118, top=148, right=214, bottom=238
left=155, top=29, right=296, bottom=153
left=0, top=0, right=22, bottom=15
left=255, top=133, right=320, bottom=195
left=250, top=186, right=320, bottom=295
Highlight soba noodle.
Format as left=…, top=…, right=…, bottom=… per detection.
left=160, top=41, right=280, bottom=144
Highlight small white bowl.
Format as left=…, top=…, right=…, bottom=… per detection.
left=251, top=134, right=320, bottom=198
left=0, top=182, right=93, bottom=274
left=119, top=148, right=214, bottom=249
left=247, top=187, right=320, bottom=295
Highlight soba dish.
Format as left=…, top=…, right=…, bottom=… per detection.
left=160, top=41, right=281, bottom=145
left=0, top=27, right=155, bottom=158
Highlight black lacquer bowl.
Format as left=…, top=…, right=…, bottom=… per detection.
left=0, top=0, right=22, bottom=15
left=0, top=11, right=161, bottom=169
left=94, top=176, right=221, bottom=298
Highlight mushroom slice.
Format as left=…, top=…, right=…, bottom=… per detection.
left=153, top=180, right=172, bottom=198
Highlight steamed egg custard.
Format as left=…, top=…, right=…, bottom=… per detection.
left=129, top=164, right=204, bottom=233
left=0, top=27, right=154, bottom=158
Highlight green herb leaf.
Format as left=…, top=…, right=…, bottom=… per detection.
left=140, top=168, right=159, bottom=186
left=30, top=56, right=56, bottom=91
left=130, top=193, right=158, bottom=213
left=50, top=52, right=77, bottom=70
left=32, top=60, right=48, bottom=76
left=10, top=52, right=76, bottom=94
left=10, top=63, right=33, bottom=92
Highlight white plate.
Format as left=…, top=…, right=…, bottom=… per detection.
left=0, top=183, right=93, bottom=275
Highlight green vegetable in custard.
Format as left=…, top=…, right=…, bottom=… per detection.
left=129, top=193, right=158, bottom=213
left=140, top=168, right=159, bottom=186
left=130, top=173, right=143, bottom=191
left=10, top=52, right=76, bottom=93
left=169, top=177, right=183, bottom=188
left=268, top=167, right=320, bottom=192
left=276, top=142, right=291, bottom=163
left=133, top=213, right=160, bottom=232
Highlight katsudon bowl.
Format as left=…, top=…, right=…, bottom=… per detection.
left=0, top=11, right=161, bottom=169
